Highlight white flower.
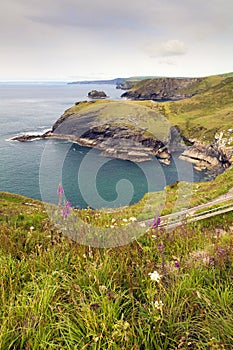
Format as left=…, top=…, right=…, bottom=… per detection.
left=154, top=300, right=163, bottom=310
left=139, top=222, right=146, bottom=227
left=122, top=218, right=128, bottom=222
left=148, top=270, right=161, bottom=282
left=129, top=217, right=137, bottom=222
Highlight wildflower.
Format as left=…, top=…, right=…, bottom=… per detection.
left=90, top=303, right=100, bottom=310
left=174, top=260, right=180, bottom=268
left=158, top=243, right=164, bottom=253
left=152, top=216, right=161, bottom=229
left=99, top=285, right=107, bottom=292
left=154, top=300, right=163, bottom=310
left=30, top=226, right=34, bottom=232
left=139, top=222, right=146, bottom=227
left=62, top=201, right=72, bottom=218
left=148, top=270, right=161, bottom=282
left=216, top=247, right=226, bottom=255
left=122, top=218, right=128, bottom=223
left=57, top=184, right=64, bottom=196
left=129, top=217, right=137, bottom=222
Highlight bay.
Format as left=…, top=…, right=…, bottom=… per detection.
left=0, top=83, right=211, bottom=209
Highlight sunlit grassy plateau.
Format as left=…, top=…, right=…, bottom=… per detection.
left=1, top=73, right=233, bottom=349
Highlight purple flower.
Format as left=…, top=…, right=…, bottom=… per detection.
left=158, top=243, right=164, bottom=253
left=174, top=260, right=180, bottom=268
left=62, top=201, right=72, bottom=218
left=57, top=184, right=64, bottom=196
left=152, top=216, right=161, bottom=229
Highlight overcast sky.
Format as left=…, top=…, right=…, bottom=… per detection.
left=1, top=0, right=233, bottom=81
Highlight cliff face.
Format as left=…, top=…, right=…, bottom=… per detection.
left=179, top=141, right=233, bottom=174
left=121, top=77, right=204, bottom=101
left=80, top=124, right=173, bottom=163
left=52, top=118, right=173, bottom=163
left=50, top=100, right=189, bottom=164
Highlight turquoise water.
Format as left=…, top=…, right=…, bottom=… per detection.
left=0, top=83, right=211, bottom=208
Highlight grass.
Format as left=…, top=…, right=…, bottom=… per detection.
left=0, top=191, right=233, bottom=349
left=161, top=77, right=233, bottom=142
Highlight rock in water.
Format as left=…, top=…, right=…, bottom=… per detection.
left=87, top=90, right=108, bottom=99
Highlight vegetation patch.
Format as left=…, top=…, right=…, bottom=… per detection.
left=0, top=188, right=233, bottom=349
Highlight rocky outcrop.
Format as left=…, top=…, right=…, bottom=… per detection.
left=11, top=131, right=51, bottom=142
left=116, top=81, right=136, bottom=90
left=179, top=140, right=233, bottom=173
left=121, top=77, right=203, bottom=101
left=78, top=124, right=171, bottom=163
left=88, top=90, right=108, bottom=99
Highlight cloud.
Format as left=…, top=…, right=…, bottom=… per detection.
left=159, top=58, right=176, bottom=65
left=160, top=40, right=187, bottom=56
left=145, top=39, right=187, bottom=58
left=21, top=0, right=148, bottom=31
left=0, top=0, right=232, bottom=80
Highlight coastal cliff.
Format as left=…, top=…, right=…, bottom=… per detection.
left=48, top=100, right=176, bottom=163
left=179, top=139, right=233, bottom=173
left=13, top=74, right=233, bottom=174
left=121, top=77, right=204, bottom=101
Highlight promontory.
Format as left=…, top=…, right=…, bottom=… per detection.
left=13, top=73, right=233, bottom=174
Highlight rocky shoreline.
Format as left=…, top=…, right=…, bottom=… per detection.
left=12, top=127, right=233, bottom=174
left=12, top=129, right=172, bottom=163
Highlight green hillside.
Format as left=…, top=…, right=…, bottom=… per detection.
left=161, top=77, right=233, bottom=142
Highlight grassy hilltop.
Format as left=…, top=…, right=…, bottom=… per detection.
left=120, top=74, right=233, bottom=143
left=161, top=76, right=233, bottom=142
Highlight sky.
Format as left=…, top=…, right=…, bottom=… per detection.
left=1, top=0, right=233, bottom=81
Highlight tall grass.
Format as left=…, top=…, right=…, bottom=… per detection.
left=0, top=193, right=233, bottom=349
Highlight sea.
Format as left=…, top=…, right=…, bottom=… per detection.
left=0, top=83, right=212, bottom=209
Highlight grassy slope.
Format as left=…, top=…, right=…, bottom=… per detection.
left=0, top=191, right=233, bottom=349
left=160, top=77, right=233, bottom=142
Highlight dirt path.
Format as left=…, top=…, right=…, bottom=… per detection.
left=141, top=186, right=233, bottom=228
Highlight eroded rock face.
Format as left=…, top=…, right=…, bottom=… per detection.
left=179, top=141, right=233, bottom=173
left=87, top=90, right=108, bottom=99
left=80, top=125, right=171, bottom=163
left=121, top=77, right=203, bottom=101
